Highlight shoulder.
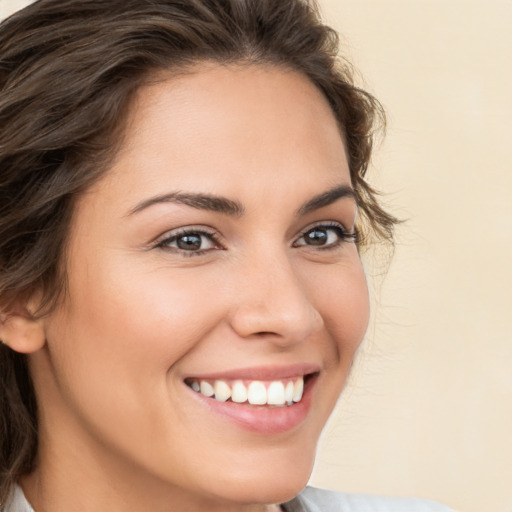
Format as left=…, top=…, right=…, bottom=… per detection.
left=283, top=486, right=457, bottom=512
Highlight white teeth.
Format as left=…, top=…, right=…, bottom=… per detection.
left=285, top=381, right=294, bottom=404
left=214, top=380, right=231, bottom=402
left=267, top=381, right=286, bottom=405
left=231, top=380, right=248, bottom=403
left=293, top=378, right=304, bottom=402
left=248, top=381, right=267, bottom=405
left=200, top=381, right=214, bottom=397
left=190, top=376, right=306, bottom=406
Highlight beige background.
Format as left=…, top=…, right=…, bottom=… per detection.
left=1, top=1, right=511, bottom=511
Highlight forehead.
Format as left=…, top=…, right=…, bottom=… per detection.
left=84, top=64, right=350, bottom=212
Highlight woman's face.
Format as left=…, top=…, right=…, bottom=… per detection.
left=29, top=65, right=369, bottom=510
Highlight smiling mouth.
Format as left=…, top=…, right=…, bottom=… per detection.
left=185, top=374, right=317, bottom=407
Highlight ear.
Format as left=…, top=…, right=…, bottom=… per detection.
left=0, top=300, right=46, bottom=354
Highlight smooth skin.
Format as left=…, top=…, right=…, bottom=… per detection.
left=2, top=64, right=370, bottom=512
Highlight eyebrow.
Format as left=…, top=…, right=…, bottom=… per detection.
left=127, top=191, right=245, bottom=217
left=297, top=184, right=356, bottom=216
left=127, top=184, right=355, bottom=218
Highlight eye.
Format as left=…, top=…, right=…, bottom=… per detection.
left=293, top=223, right=356, bottom=249
left=155, top=228, right=221, bottom=255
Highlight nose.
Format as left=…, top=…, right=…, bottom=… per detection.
left=228, top=254, right=324, bottom=346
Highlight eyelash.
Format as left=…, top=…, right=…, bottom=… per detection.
left=154, top=222, right=356, bottom=257
left=154, top=227, right=222, bottom=257
left=293, top=222, right=357, bottom=250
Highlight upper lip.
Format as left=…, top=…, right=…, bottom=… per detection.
left=184, top=363, right=320, bottom=382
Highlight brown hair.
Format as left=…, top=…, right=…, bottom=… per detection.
left=0, top=0, right=397, bottom=503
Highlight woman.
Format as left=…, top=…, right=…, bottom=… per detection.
left=0, top=1, right=455, bottom=511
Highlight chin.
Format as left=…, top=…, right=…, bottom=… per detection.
left=249, top=473, right=311, bottom=506
left=217, top=475, right=311, bottom=508
left=203, top=446, right=315, bottom=507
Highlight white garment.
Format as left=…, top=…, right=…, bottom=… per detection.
left=283, top=486, right=457, bottom=512
left=2, top=486, right=33, bottom=512
left=3, top=484, right=456, bottom=512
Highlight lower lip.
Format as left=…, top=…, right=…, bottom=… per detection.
left=187, top=376, right=317, bottom=434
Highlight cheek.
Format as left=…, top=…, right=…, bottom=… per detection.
left=306, top=257, right=369, bottom=357
left=62, top=263, right=226, bottom=373
left=44, top=255, right=229, bottom=418
left=41, top=258, right=229, bottom=461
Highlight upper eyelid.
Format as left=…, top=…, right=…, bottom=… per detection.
left=296, top=220, right=351, bottom=237
left=153, top=226, right=222, bottom=248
